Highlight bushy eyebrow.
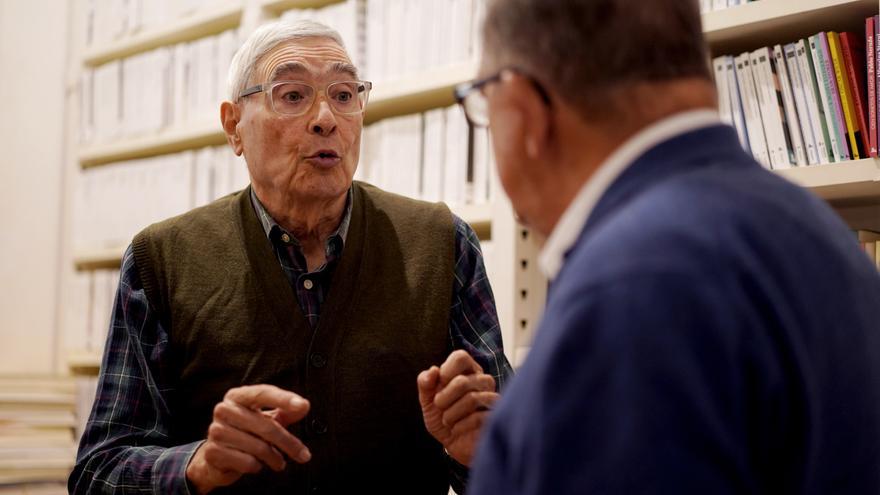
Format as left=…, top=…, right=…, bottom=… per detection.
left=270, top=61, right=359, bottom=82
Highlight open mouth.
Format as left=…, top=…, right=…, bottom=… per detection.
left=310, top=150, right=339, bottom=160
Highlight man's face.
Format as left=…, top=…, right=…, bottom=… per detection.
left=237, top=37, right=362, bottom=204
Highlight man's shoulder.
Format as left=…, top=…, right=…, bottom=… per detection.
left=355, top=181, right=452, bottom=228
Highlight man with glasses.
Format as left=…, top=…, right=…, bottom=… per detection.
left=461, top=0, right=880, bottom=494
left=70, top=20, right=510, bottom=495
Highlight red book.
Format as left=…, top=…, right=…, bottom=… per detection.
left=840, top=32, right=871, bottom=157
left=867, top=17, right=877, bottom=156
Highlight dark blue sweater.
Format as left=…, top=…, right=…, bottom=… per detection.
left=470, top=125, right=880, bottom=494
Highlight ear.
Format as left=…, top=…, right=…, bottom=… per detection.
left=500, top=71, right=551, bottom=161
left=220, top=101, right=244, bottom=156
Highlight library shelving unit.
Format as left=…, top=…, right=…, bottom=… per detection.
left=703, top=0, right=880, bottom=213
left=0, top=376, right=78, bottom=486
left=67, top=0, right=880, bottom=375
left=66, top=0, right=538, bottom=376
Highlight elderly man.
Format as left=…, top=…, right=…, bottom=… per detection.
left=461, top=0, right=880, bottom=493
left=70, top=20, right=510, bottom=494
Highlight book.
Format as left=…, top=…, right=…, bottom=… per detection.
left=713, top=57, right=734, bottom=126
left=774, top=45, right=807, bottom=165
left=798, top=39, right=834, bottom=163
left=751, top=48, right=792, bottom=168
left=876, top=15, right=880, bottom=159
left=839, top=32, right=870, bottom=158
left=735, top=53, right=771, bottom=167
left=867, top=17, right=877, bottom=156
left=784, top=43, right=818, bottom=164
left=726, top=56, right=750, bottom=151
left=827, top=32, right=863, bottom=159
left=818, top=32, right=853, bottom=160
left=810, top=33, right=847, bottom=162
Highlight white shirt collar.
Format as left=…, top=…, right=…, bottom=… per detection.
left=538, top=109, right=722, bottom=280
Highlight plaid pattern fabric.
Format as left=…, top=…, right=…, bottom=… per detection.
left=250, top=188, right=351, bottom=329
left=70, top=192, right=512, bottom=495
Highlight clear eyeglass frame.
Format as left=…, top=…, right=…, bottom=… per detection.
left=239, top=80, right=373, bottom=117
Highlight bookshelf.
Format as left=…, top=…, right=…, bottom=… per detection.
left=77, top=63, right=480, bottom=168
left=704, top=0, right=878, bottom=54
left=66, top=351, right=103, bottom=376
left=82, top=2, right=244, bottom=67
left=365, top=62, right=478, bottom=125
left=64, top=0, right=880, bottom=393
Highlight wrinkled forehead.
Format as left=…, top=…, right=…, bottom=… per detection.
left=253, top=37, right=358, bottom=84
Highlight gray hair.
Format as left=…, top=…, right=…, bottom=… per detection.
left=227, top=20, right=347, bottom=101
left=483, top=0, right=711, bottom=122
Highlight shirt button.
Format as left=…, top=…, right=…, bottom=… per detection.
left=311, top=419, right=327, bottom=435
left=281, top=233, right=291, bottom=243
left=303, top=279, right=314, bottom=290
left=310, top=353, right=327, bottom=368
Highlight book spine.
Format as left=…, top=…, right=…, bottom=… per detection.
left=757, top=48, right=793, bottom=168
left=798, top=39, right=832, bottom=163
left=727, top=57, right=750, bottom=152
left=839, top=32, right=870, bottom=159
left=828, top=32, right=862, bottom=159
left=785, top=43, right=818, bottom=164
left=775, top=45, right=806, bottom=165
left=875, top=15, right=880, bottom=160
left=811, top=33, right=847, bottom=161
left=736, top=53, right=770, bottom=167
left=751, top=49, right=782, bottom=167
left=819, top=32, right=852, bottom=160
left=867, top=17, right=878, bottom=157
left=714, top=56, right=733, bottom=126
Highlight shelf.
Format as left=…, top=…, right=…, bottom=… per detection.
left=79, top=121, right=226, bottom=168
left=78, top=61, right=478, bottom=168
left=73, top=202, right=494, bottom=270
left=83, top=3, right=243, bottom=67
left=0, top=392, right=75, bottom=407
left=67, top=350, right=103, bottom=376
left=262, top=0, right=345, bottom=15
left=0, top=467, right=72, bottom=485
left=774, top=158, right=880, bottom=202
left=72, top=247, right=126, bottom=271
left=451, top=203, right=492, bottom=240
left=704, top=0, right=878, bottom=55
left=365, top=62, right=478, bottom=125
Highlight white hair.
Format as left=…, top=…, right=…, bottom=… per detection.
left=227, top=20, right=347, bottom=101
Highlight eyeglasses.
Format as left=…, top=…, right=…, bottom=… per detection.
left=239, top=80, right=373, bottom=116
left=454, top=68, right=551, bottom=128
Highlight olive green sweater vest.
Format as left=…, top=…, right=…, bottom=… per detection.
left=131, top=182, right=455, bottom=494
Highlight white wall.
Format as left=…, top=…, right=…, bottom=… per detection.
left=0, top=0, right=70, bottom=374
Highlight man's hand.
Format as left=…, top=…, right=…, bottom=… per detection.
left=185, top=384, right=312, bottom=494
left=418, top=350, right=499, bottom=466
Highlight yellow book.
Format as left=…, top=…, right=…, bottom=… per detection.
left=827, top=32, right=861, bottom=160
left=876, top=242, right=880, bottom=270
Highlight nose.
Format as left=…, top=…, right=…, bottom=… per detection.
left=308, top=99, right=337, bottom=137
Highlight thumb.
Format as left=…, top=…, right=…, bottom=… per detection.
left=417, top=366, right=440, bottom=407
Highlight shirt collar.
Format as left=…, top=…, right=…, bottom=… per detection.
left=538, top=109, right=722, bottom=280
left=250, top=187, right=353, bottom=250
